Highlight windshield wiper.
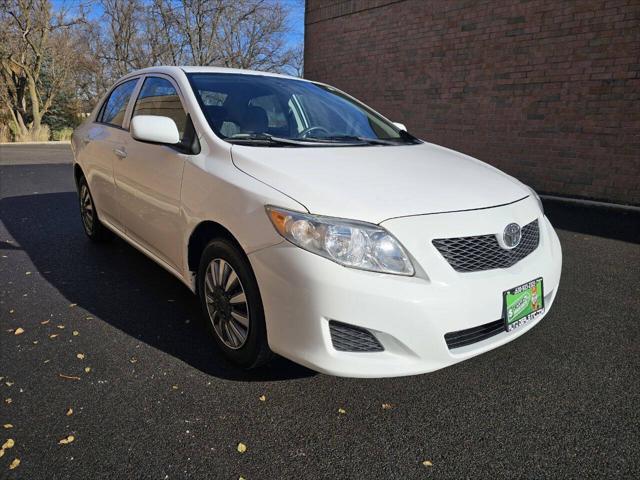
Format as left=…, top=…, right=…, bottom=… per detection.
left=302, top=135, right=402, bottom=146
left=227, top=133, right=347, bottom=147
left=226, top=133, right=309, bottom=146
left=226, top=133, right=412, bottom=147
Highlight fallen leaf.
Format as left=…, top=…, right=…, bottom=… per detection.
left=14, top=328, right=24, bottom=336
left=84, top=367, right=91, bottom=373
left=172, top=385, right=178, bottom=390
left=259, top=395, right=266, bottom=402
left=49, top=334, right=58, bottom=339
left=66, top=408, right=73, bottom=416
left=40, top=320, right=50, bottom=325
left=2, top=438, right=14, bottom=449
left=58, top=374, right=81, bottom=381
left=69, top=303, right=77, bottom=308
left=5, top=382, right=13, bottom=387
left=73, top=331, right=79, bottom=336
left=32, top=341, right=39, bottom=345
left=76, top=353, right=85, bottom=360
left=58, top=435, right=75, bottom=445
left=56, top=325, right=65, bottom=329
left=337, top=408, right=346, bottom=414
left=9, top=309, right=14, bottom=314
left=382, top=403, right=394, bottom=410
left=237, top=442, right=247, bottom=453
left=422, top=460, right=433, bottom=467
left=3, top=424, right=13, bottom=429
left=25, top=271, right=31, bottom=275
left=5, top=398, right=12, bottom=404
left=85, top=316, right=93, bottom=320
left=0, top=449, right=3, bottom=458
left=9, top=458, right=20, bottom=469
left=129, top=357, right=137, bottom=364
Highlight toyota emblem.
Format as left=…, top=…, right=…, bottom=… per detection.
left=503, top=223, right=522, bottom=248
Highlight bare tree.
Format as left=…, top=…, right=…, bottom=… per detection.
left=0, top=0, right=303, bottom=140
left=99, top=0, right=146, bottom=77
left=96, top=0, right=298, bottom=75
left=289, top=43, right=303, bottom=77
left=0, top=0, right=88, bottom=139
left=219, top=0, right=295, bottom=71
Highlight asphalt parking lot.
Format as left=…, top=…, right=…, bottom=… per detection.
left=1, top=144, right=639, bottom=479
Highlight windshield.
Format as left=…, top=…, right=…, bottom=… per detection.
left=187, top=73, right=419, bottom=146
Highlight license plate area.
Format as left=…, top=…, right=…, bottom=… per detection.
left=503, top=278, right=544, bottom=332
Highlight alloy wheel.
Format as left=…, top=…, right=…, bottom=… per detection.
left=80, top=183, right=94, bottom=234
left=204, top=258, right=250, bottom=349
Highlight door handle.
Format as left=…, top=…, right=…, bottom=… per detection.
left=113, top=147, right=127, bottom=158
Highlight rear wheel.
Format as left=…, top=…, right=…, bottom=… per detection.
left=197, top=239, right=272, bottom=368
left=78, top=176, right=111, bottom=242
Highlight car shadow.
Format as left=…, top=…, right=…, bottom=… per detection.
left=0, top=191, right=315, bottom=382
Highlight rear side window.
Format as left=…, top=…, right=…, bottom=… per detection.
left=132, top=77, right=187, bottom=138
left=99, top=79, right=138, bottom=128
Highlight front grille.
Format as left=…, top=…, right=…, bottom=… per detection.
left=329, top=321, right=384, bottom=352
left=433, top=220, right=539, bottom=272
left=445, top=319, right=504, bottom=349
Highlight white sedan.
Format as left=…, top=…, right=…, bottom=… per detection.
left=72, top=66, right=562, bottom=378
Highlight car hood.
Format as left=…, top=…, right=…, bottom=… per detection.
left=231, top=142, right=529, bottom=224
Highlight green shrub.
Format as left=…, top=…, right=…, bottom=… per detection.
left=52, top=127, right=73, bottom=141
left=15, top=124, right=50, bottom=142
left=0, top=124, right=10, bottom=143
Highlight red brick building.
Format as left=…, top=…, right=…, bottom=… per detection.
left=304, top=0, right=640, bottom=205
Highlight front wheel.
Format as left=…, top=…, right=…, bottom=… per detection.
left=197, top=239, right=272, bottom=368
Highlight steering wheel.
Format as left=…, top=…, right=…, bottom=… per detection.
left=298, top=126, right=331, bottom=139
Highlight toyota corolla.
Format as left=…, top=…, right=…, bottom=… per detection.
left=71, top=66, right=562, bottom=377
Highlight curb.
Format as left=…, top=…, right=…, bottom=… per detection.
left=540, top=194, right=640, bottom=213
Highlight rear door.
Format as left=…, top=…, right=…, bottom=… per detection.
left=114, top=75, right=190, bottom=271
left=83, top=78, right=140, bottom=231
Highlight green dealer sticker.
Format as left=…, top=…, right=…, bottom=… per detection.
left=503, top=278, right=544, bottom=332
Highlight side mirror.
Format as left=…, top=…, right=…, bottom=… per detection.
left=131, top=115, right=180, bottom=145
left=393, top=122, right=407, bottom=132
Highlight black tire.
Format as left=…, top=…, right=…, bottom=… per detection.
left=197, top=238, right=272, bottom=369
left=77, top=175, right=111, bottom=242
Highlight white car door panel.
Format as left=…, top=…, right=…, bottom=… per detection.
left=115, top=142, right=185, bottom=270
left=113, top=75, right=188, bottom=270
left=81, top=124, right=124, bottom=230
left=84, top=77, right=140, bottom=231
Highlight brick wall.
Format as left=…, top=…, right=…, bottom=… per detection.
left=304, top=0, right=640, bottom=205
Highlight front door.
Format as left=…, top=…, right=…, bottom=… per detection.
left=113, top=75, right=188, bottom=271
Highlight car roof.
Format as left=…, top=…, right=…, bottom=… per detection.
left=123, top=65, right=308, bottom=83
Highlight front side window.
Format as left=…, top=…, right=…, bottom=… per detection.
left=132, top=77, right=187, bottom=139
left=99, top=79, right=138, bottom=128
left=188, top=73, right=419, bottom=146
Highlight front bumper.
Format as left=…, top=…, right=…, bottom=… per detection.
left=249, top=199, right=562, bottom=378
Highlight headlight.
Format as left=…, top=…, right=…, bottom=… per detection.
left=265, top=206, right=415, bottom=276
left=528, top=186, right=544, bottom=215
